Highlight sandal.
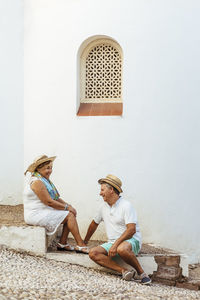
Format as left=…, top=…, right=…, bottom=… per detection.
left=57, top=243, right=75, bottom=252
left=75, top=245, right=89, bottom=254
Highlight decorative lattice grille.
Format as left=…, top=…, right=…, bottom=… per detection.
left=85, top=43, right=122, bottom=100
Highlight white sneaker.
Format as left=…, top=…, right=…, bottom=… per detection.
left=122, top=270, right=136, bottom=281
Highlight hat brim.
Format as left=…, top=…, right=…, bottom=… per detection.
left=26, top=156, right=56, bottom=174
left=98, top=178, right=123, bottom=193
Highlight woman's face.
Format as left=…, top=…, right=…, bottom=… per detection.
left=37, top=162, right=53, bottom=180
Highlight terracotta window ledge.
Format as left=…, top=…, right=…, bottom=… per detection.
left=77, top=103, right=123, bottom=116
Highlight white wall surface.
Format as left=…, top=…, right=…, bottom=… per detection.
left=24, top=0, right=200, bottom=262
left=0, top=0, right=24, bottom=205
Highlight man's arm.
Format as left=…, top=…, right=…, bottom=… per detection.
left=84, top=220, right=99, bottom=244
left=108, top=223, right=136, bottom=257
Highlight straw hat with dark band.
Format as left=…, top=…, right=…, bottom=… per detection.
left=98, top=174, right=123, bottom=193
left=24, top=155, right=56, bottom=175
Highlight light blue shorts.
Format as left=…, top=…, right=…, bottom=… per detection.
left=101, top=237, right=140, bottom=256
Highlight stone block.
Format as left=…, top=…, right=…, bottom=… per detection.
left=154, top=256, right=166, bottom=265
left=152, top=275, right=176, bottom=286
left=176, top=282, right=200, bottom=291
left=155, top=265, right=182, bottom=280
left=0, top=225, right=46, bottom=256
left=165, top=256, right=180, bottom=266
left=154, top=255, right=180, bottom=266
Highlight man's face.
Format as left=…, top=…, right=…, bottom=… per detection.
left=100, top=183, right=112, bottom=202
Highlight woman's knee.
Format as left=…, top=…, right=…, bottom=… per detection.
left=62, top=212, right=75, bottom=224
left=68, top=212, right=75, bottom=218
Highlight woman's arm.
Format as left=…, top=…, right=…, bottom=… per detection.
left=57, top=198, right=77, bottom=216
left=57, top=198, right=66, bottom=205
left=31, top=181, right=66, bottom=210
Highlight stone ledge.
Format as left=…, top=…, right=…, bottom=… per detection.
left=0, top=224, right=189, bottom=278
left=46, top=250, right=189, bottom=277
left=46, top=250, right=158, bottom=276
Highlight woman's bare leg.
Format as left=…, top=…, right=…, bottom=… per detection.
left=62, top=212, right=86, bottom=247
left=59, top=224, right=70, bottom=245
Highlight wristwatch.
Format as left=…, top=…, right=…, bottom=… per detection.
left=64, top=204, right=68, bottom=211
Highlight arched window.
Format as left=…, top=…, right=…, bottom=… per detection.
left=77, top=38, right=123, bottom=116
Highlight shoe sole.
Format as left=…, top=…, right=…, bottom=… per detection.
left=141, top=280, right=151, bottom=285
left=57, top=247, right=74, bottom=252
left=123, top=270, right=136, bottom=281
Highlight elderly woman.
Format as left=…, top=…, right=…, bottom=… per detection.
left=24, top=155, right=89, bottom=254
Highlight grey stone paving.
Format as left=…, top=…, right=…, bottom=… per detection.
left=0, top=248, right=200, bottom=300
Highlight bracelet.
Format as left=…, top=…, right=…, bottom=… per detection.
left=64, top=204, right=68, bottom=211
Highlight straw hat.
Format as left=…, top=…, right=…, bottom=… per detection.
left=98, top=174, right=123, bottom=193
left=24, top=155, right=56, bottom=175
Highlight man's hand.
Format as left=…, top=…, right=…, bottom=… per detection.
left=68, top=205, right=77, bottom=217
left=108, top=244, right=118, bottom=257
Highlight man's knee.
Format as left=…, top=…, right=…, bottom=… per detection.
left=89, top=247, right=101, bottom=261
left=117, top=243, right=131, bottom=256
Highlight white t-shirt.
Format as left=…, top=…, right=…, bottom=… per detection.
left=94, top=197, right=141, bottom=247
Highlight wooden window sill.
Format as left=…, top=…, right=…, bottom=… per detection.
left=77, top=103, right=123, bottom=116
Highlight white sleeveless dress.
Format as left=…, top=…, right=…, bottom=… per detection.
left=23, top=177, right=69, bottom=235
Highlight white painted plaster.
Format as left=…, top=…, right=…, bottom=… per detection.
left=23, top=0, right=200, bottom=263
left=0, top=0, right=24, bottom=205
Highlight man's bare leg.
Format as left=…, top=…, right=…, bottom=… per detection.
left=117, top=241, right=144, bottom=275
left=89, top=246, right=127, bottom=274
left=117, top=241, right=151, bottom=284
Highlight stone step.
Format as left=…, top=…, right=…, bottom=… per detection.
left=0, top=224, right=56, bottom=256
left=46, top=250, right=157, bottom=276
left=0, top=224, right=189, bottom=277
left=46, top=250, right=189, bottom=277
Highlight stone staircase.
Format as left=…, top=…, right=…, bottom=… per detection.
left=0, top=205, right=190, bottom=284
left=2, top=205, right=200, bottom=290
left=0, top=221, right=189, bottom=277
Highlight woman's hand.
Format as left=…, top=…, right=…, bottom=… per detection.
left=56, top=198, right=77, bottom=216
left=68, top=205, right=77, bottom=217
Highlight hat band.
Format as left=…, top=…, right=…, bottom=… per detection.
left=99, top=178, right=122, bottom=192
left=105, top=178, right=121, bottom=190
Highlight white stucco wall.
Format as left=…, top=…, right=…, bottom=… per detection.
left=0, top=0, right=24, bottom=205
left=24, top=0, right=200, bottom=262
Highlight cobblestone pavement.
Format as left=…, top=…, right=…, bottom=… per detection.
left=0, top=249, right=200, bottom=300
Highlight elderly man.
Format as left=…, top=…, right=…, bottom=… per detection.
left=84, top=174, right=151, bottom=284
